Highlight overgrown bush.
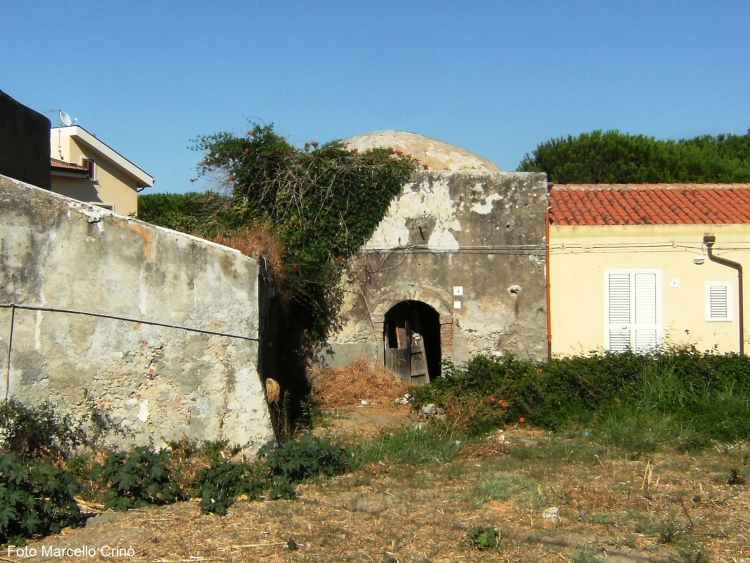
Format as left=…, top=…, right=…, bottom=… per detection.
left=258, top=432, right=349, bottom=483
left=411, top=347, right=750, bottom=448
left=192, top=124, right=418, bottom=344
left=93, top=446, right=187, bottom=511
left=0, top=453, right=81, bottom=544
left=194, top=434, right=346, bottom=514
left=193, top=461, right=269, bottom=515
left=0, top=399, right=84, bottom=460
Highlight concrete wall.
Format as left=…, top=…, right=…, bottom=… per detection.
left=550, top=223, right=750, bottom=355
left=0, top=175, right=274, bottom=451
left=0, top=90, right=51, bottom=190
left=323, top=170, right=549, bottom=373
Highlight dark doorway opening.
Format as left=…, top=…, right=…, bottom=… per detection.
left=383, top=300, right=441, bottom=384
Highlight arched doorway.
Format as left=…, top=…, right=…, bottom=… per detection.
left=383, top=300, right=441, bottom=384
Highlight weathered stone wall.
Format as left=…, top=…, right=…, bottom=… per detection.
left=323, top=170, right=548, bottom=371
left=0, top=176, right=274, bottom=451
left=0, top=90, right=51, bottom=190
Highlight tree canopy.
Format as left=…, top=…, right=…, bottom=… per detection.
left=517, top=130, right=750, bottom=183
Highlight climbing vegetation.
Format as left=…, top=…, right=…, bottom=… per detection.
left=518, top=130, right=750, bottom=183
left=192, top=124, right=418, bottom=342
left=140, top=124, right=417, bottom=344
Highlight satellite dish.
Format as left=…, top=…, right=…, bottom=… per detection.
left=59, top=110, right=72, bottom=127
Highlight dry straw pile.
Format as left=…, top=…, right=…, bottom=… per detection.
left=308, top=359, right=408, bottom=408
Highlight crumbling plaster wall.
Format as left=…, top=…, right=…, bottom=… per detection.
left=323, top=170, right=549, bottom=368
left=0, top=176, right=274, bottom=451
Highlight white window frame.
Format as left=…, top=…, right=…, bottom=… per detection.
left=81, top=157, right=97, bottom=181
left=604, top=269, right=663, bottom=353
left=706, top=281, right=732, bottom=322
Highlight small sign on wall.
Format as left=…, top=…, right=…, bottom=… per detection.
left=453, top=286, right=463, bottom=296
left=454, top=301, right=462, bottom=309
left=670, top=279, right=680, bottom=288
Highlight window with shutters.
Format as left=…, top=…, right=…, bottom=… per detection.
left=82, top=158, right=97, bottom=180
left=605, top=269, right=662, bottom=353
left=706, top=281, right=732, bottom=322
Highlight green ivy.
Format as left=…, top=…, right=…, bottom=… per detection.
left=93, top=446, right=187, bottom=511
left=0, top=453, right=82, bottom=544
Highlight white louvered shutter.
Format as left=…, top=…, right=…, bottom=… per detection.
left=706, top=282, right=732, bottom=321
left=606, top=270, right=662, bottom=352
left=607, top=274, right=631, bottom=352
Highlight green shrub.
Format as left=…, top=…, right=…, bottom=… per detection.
left=258, top=433, right=348, bottom=483
left=193, top=461, right=269, bottom=515
left=193, top=436, right=341, bottom=515
left=93, top=446, right=186, bottom=511
left=411, top=347, right=750, bottom=448
left=0, top=399, right=84, bottom=459
left=0, top=453, right=81, bottom=544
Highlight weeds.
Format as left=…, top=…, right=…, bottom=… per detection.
left=461, top=526, right=500, bottom=550
left=727, top=468, right=745, bottom=485
left=0, top=399, right=84, bottom=460
left=411, top=347, right=750, bottom=451
left=468, top=475, right=538, bottom=506
left=93, top=446, right=187, bottom=511
left=259, top=432, right=349, bottom=482
left=193, top=460, right=268, bottom=515
left=0, top=453, right=82, bottom=545
left=571, top=549, right=599, bottom=563
left=349, top=424, right=462, bottom=469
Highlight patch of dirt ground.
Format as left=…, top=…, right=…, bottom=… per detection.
left=20, top=427, right=750, bottom=562
left=15, top=363, right=750, bottom=562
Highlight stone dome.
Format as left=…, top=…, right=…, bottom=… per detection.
left=344, top=130, right=501, bottom=173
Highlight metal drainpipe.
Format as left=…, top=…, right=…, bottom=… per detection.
left=703, top=234, right=744, bottom=355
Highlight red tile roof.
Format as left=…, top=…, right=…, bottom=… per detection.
left=549, top=184, right=750, bottom=226
left=50, top=158, right=88, bottom=172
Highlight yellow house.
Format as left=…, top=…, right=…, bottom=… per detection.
left=549, top=184, right=750, bottom=356
left=50, top=126, right=153, bottom=215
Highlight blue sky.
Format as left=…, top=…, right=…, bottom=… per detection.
left=2, top=1, right=748, bottom=194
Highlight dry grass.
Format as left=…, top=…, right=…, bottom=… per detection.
left=28, top=429, right=750, bottom=562
left=211, top=223, right=286, bottom=287
left=308, top=359, right=409, bottom=408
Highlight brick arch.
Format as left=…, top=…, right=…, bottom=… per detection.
left=371, top=287, right=454, bottom=367
left=370, top=287, right=453, bottom=323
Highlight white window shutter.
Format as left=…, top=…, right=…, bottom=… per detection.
left=608, top=274, right=630, bottom=324
left=606, top=269, right=662, bottom=352
left=706, top=282, right=732, bottom=321
left=634, top=273, right=657, bottom=324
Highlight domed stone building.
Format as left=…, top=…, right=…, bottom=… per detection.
left=321, top=131, right=549, bottom=383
